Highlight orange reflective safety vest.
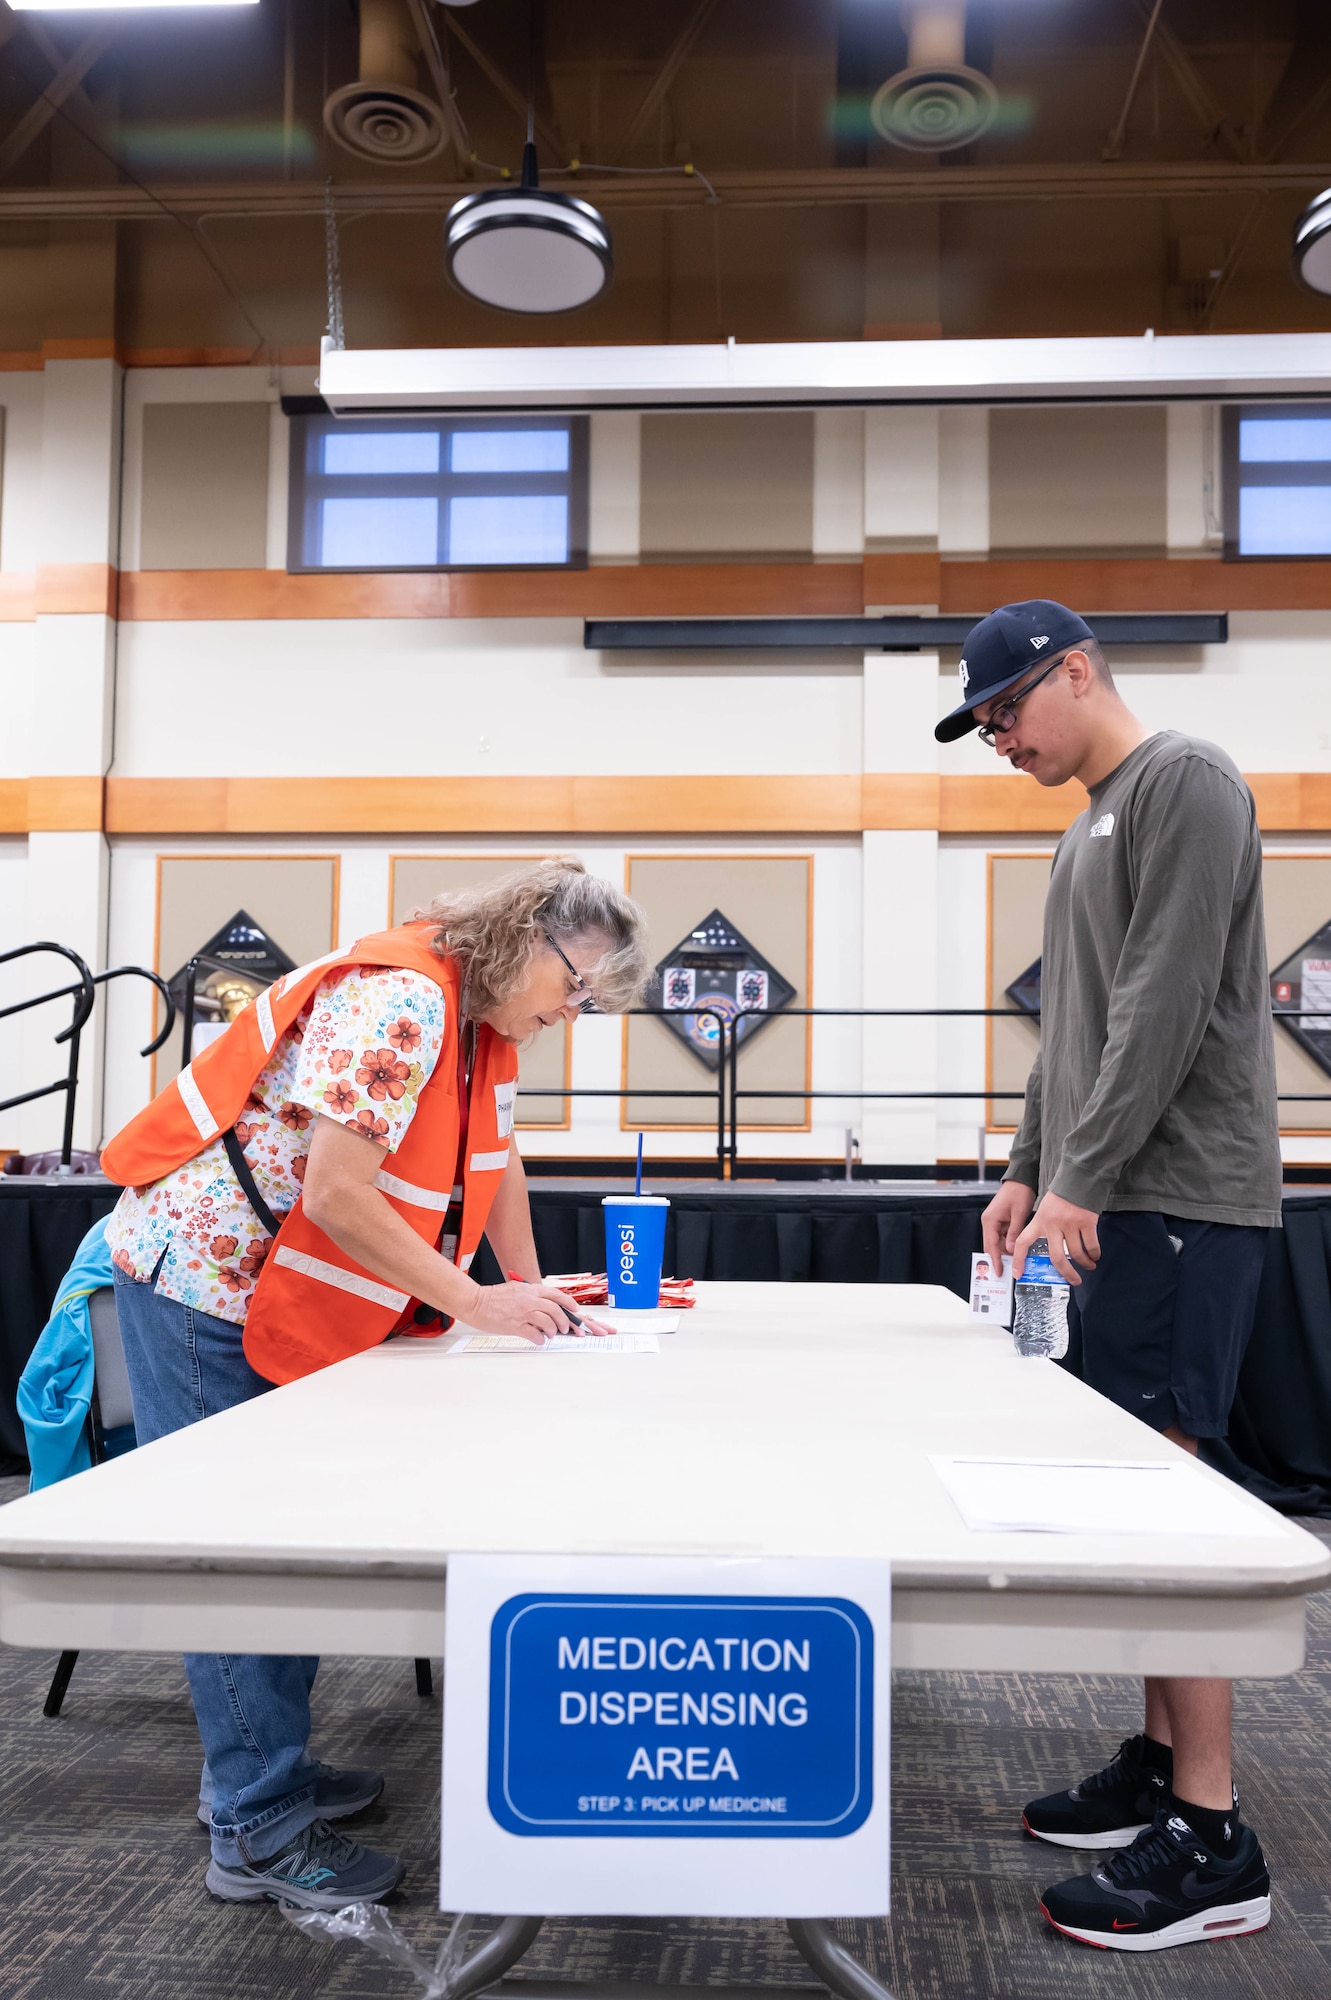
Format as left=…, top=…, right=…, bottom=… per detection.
left=100, top=922, right=520, bottom=1386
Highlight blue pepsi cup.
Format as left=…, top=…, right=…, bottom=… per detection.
left=602, top=1195, right=669, bottom=1308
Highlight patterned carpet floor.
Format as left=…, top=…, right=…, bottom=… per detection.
left=1, top=1472, right=1329, bottom=2000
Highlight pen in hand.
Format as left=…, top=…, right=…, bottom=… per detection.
left=505, top=1270, right=587, bottom=1334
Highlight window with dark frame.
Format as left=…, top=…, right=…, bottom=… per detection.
left=286, top=412, right=588, bottom=573
left=1222, top=403, right=1331, bottom=560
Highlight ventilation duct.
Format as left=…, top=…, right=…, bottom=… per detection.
left=324, top=0, right=447, bottom=166
left=871, top=0, right=997, bottom=152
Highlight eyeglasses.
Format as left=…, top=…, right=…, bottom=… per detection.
left=544, top=932, right=598, bottom=1013
left=975, top=655, right=1064, bottom=745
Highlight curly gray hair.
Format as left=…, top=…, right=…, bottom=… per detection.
left=414, top=857, right=650, bottom=1018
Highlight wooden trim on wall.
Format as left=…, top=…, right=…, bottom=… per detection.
left=116, top=562, right=867, bottom=622
left=35, top=564, right=118, bottom=617
left=0, top=780, right=28, bottom=834
left=0, top=554, right=1328, bottom=622
left=105, top=775, right=866, bottom=835
left=0, top=769, right=1318, bottom=837
left=27, top=776, right=105, bottom=832
left=940, top=556, right=1331, bottom=613
left=0, top=344, right=319, bottom=371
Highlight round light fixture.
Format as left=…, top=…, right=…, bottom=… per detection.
left=445, top=145, right=612, bottom=314
left=870, top=63, right=998, bottom=151
left=1293, top=189, right=1331, bottom=296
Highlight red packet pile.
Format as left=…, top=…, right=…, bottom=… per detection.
left=547, top=1273, right=696, bottom=1309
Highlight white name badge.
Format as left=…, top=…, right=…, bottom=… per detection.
left=494, top=1079, right=517, bottom=1139
left=441, top=1552, right=891, bottom=1918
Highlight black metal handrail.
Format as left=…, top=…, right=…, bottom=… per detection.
left=516, top=999, right=1331, bottom=1182
left=516, top=1006, right=732, bottom=1177
left=0, top=951, right=174, bottom=1168
left=0, top=943, right=95, bottom=1166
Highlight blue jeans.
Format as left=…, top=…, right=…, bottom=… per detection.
left=113, top=1272, right=322, bottom=1867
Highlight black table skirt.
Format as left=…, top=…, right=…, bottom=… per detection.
left=3, top=1178, right=1330, bottom=1516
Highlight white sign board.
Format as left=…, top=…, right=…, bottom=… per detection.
left=441, top=1553, right=891, bottom=1917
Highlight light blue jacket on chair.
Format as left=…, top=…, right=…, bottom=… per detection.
left=17, top=1215, right=121, bottom=1491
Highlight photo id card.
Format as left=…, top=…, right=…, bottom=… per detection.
left=969, top=1251, right=1013, bottom=1326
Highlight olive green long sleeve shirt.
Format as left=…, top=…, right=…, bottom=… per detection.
left=1005, top=731, right=1282, bottom=1227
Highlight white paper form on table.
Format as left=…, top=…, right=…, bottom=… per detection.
left=447, top=1331, right=660, bottom=1355
left=930, top=1456, right=1287, bottom=1539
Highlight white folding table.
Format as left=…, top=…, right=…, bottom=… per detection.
left=1, top=1281, right=1326, bottom=2000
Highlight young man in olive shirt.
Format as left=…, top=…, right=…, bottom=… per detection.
left=935, top=600, right=1278, bottom=1953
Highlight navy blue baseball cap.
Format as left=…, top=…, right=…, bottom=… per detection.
left=935, top=599, right=1097, bottom=743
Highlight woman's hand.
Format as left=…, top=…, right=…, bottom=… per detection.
left=466, top=1280, right=607, bottom=1345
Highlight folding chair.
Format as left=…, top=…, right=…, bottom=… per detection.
left=43, top=1287, right=136, bottom=1717
left=43, top=1287, right=435, bottom=1713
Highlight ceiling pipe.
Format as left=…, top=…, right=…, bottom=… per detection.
left=324, top=0, right=449, bottom=166
left=871, top=0, right=998, bottom=152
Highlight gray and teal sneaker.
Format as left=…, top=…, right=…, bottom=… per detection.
left=199, top=1760, right=384, bottom=1827
left=204, top=1819, right=405, bottom=1909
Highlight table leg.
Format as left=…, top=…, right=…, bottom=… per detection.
left=444, top=1915, right=544, bottom=2000
left=785, top=1920, right=896, bottom=2000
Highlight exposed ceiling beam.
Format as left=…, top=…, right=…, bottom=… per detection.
left=1259, top=0, right=1331, bottom=160
left=7, top=158, right=1328, bottom=223
left=1103, top=0, right=1165, bottom=162
left=610, top=0, right=724, bottom=166
left=441, top=10, right=568, bottom=165
left=0, top=29, right=112, bottom=179
left=403, top=0, right=470, bottom=165
left=1135, top=0, right=1244, bottom=162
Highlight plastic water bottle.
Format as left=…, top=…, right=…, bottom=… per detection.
left=1012, top=1237, right=1070, bottom=1359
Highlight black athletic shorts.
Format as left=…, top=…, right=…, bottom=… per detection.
left=1063, top=1210, right=1271, bottom=1440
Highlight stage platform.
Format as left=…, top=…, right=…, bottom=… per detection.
left=2, top=1175, right=1329, bottom=1515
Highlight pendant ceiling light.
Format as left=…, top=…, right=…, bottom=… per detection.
left=445, top=141, right=612, bottom=314
left=1293, top=190, right=1331, bottom=296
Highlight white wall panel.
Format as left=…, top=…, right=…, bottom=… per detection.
left=812, top=409, right=864, bottom=560
left=588, top=412, right=639, bottom=563
left=0, top=372, right=44, bottom=575
left=114, top=619, right=864, bottom=777
left=864, top=406, right=939, bottom=548
left=0, top=626, right=34, bottom=778
left=0, top=835, right=30, bottom=1151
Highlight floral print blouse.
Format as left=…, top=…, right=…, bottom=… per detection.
left=106, top=966, right=448, bottom=1328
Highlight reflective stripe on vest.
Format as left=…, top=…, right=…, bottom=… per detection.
left=272, top=1244, right=410, bottom=1312
left=177, top=1063, right=219, bottom=1144
left=374, top=1166, right=451, bottom=1210
left=100, top=922, right=520, bottom=1387
left=256, top=986, right=277, bottom=1054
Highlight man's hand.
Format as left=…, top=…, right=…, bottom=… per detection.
left=1012, top=1191, right=1100, bottom=1285
left=981, top=1179, right=1035, bottom=1267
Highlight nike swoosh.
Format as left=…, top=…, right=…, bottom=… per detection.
left=1179, top=1871, right=1225, bottom=1901
left=1112, top=1920, right=1139, bottom=1931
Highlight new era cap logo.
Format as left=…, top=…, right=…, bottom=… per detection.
left=1030, top=635, right=1049, bottom=650
left=959, top=659, right=970, bottom=691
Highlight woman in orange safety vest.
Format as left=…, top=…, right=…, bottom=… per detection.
left=101, top=857, right=648, bottom=1914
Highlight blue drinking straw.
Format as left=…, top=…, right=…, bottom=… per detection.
left=635, top=1130, right=644, bottom=1199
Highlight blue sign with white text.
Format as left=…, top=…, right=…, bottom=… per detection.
left=487, top=1593, right=873, bottom=1837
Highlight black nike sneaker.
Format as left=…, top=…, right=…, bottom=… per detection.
left=1022, top=1734, right=1170, bottom=1849
left=1039, top=1806, right=1271, bottom=1952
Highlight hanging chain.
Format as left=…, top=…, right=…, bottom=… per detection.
left=324, top=180, right=346, bottom=351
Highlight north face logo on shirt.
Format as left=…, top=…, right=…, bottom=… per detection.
left=1089, top=812, right=1115, bottom=838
